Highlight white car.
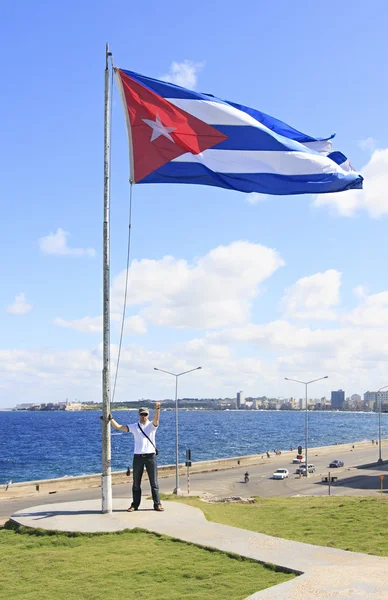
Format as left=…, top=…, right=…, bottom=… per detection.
left=292, top=456, right=305, bottom=463
left=273, top=468, right=289, bottom=480
left=296, top=464, right=316, bottom=474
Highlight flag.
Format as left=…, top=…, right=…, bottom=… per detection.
left=115, top=68, right=363, bottom=196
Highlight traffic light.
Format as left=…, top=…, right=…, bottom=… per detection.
left=185, top=448, right=192, bottom=467
left=298, top=445, right=303, bottom=455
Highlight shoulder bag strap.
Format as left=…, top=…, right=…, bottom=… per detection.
left=137, top=423, right=157, bottom=451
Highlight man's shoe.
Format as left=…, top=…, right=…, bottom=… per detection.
left=154, top=505, right=164, bottom=512
left=127, top=505, right=138, bottom=512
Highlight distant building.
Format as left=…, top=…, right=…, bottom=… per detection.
left=236, top=391, right=245, bottom=409
left=217, top=399, right=235, bottom=409
left=315, top=397, right=330, bottom=410
left=289, top=397, right=297, bottom=409
left=349, top=394, right=363, bottom=410
left=351, top=394, right=362, bottom=404
left=374, top=391, right=388, bottom=412
left=377, top=391, right=388, bottom=403
left=299, top=398, right=307, bottom=410
left=364, top=391, right=377, bottom=410
left=65, top=402, right=82, bottom=411
left=268, top=400, right=281, bottom=410
left=331, top=389, right=345, bottom=410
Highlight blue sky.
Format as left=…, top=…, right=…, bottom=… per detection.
left=2, top=0, right=388, bottom=407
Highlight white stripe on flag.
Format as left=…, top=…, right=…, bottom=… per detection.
left=168, top=99, right=333, bottom=154
left=303, top=139, right=333, bottom=153
left=336, top=158, right=352, bottom=173
left=167, top=98, right=268, bottom=128
left=172, top=150, right=348, bottom=176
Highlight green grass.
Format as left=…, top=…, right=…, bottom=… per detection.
left=161, top=495, right=388, bottom=557
left=0, top=524, right=294, bottom=600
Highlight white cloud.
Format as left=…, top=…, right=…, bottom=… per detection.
left=4, top=305, right=388, bottom=406
left=54, top=314, right=147, bottom=335
left=6, top=293, right=32, bottom=315
left=121, top=315, right=147, bottom=335
left=55, top=316, right=102, bottom=333
left=353, top=285, right=367, bottom=299
left=39, top=228, right=95, bottom=257
left=314, top=148, right=388, bottom=217
left=8, top=241, right=388, bottom=406
left=0, top=339, right=276, bottom=406
left=111, top=241, right=284, bottom=329
left=0, top=343, right=206, bottom=405
left=209, top=320, right=342, bottom=351
left=246, top=193, right=267, bottom=205
left=358, top=137, right=376, bottom=152
left=281, top=270, right=341, bottom=320
left=182, top=337, right=233, bottom=361
left=345, top=290, right=388, bottom=327
left=160, top=60, right=205, bottom=90
left=208, top=317, right=388, bottom=388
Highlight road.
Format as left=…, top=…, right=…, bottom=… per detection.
left=1, top=442, right=387, bottom=521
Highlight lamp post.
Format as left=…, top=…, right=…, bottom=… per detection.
left=285, top=376, right=328, bottom=476
left=154, top=366, right=202, bottom=494
left=377, top=385, right=388, bottom=464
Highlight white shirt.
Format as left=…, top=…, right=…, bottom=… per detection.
left=127, top=419, right=157, bottom=454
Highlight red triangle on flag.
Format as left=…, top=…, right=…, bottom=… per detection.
left=116, top=69, right=227, bottom=182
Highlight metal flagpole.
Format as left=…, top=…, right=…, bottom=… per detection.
left=174, top=375, right=179, bottom=494
left=305, top=383, right=308, bottom=477
left=102, top=42, right=113, bottom=514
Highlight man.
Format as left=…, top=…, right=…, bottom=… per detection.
left=108, top=403, right=164, bottom=512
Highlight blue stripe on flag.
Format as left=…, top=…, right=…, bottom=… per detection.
left=140, top=162, right=363, bottom=195
left=327, top=151, right=348, bottom=166
left=120, top=69, right=222, bottom=101
left=224, top=100, right=335, bottom=145
left=212, top=126, right=313, bottom=152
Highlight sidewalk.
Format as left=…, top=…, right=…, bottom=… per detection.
left=10, top=497, right=388, bottom=599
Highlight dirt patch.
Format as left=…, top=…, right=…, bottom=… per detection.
left=200, top=493, right=255, bottom=504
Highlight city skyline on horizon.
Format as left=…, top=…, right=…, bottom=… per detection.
left=8, top=388, right=388, bottom=411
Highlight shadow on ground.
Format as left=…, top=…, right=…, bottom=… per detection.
left=11, top=508, right=135, bottom=521
left=315, top=471, right=388, bottom=494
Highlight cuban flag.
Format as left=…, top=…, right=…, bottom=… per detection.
left=115, top=68, right=363, bottom=196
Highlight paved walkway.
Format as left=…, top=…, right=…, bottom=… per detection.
left=11, top=498, right=388, bottom=599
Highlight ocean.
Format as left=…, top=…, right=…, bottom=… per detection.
left=0, top=409, right=386, bottom=484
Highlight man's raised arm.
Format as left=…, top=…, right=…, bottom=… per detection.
left=153, top=402, right=161, bottom=427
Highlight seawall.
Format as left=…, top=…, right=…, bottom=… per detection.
left=0, top=439, right=384, bottom=500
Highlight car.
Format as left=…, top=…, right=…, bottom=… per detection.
left=292, top=456, right=305, bottom=463
left=329, top=460, right=344, bottom=468
left=296, top=464, right=316, bottom=474
left=273, top=468, right=289, bottom=480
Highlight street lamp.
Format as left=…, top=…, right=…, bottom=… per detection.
left=285, top=376, right=328, bottom=477
left=154, top=366, right=202, bottom=494
left=377, top=385, right=388, bottom=464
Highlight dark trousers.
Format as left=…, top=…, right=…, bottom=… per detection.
left=132, top=453, right=161, bottom=508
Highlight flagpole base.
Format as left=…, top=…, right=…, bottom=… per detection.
left=101, top=474, right=113, bottom=514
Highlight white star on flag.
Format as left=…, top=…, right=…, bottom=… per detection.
left=142, top=113, right=176, bottom=143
